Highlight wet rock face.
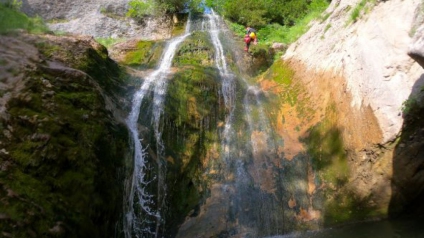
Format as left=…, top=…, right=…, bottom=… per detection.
left=0, top=33, right=129, bottom=237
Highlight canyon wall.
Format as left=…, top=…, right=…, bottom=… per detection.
left=281, top=0, right=424, bottom=222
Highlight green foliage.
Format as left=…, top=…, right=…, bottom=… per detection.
left=127, top=0, right=189, bottom=17
left=401, top=97, right=419, bottom=115
left=257, top=23, right=289, bottom=44
left=2, top=0, right=22, bottom=11
left=0, top=4, right=49, bottom=34
left=222, top=0, right=329, bottom=46
left=209, top=0, right=329, bottom=28
left=187, top=0, right=204, bottom=13
left=127, top=0, right=156, bottom=17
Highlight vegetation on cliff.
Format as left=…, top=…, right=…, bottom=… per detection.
left=206, top=0, right=329, bottom=46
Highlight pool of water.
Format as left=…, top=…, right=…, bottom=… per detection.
left=269, top=217, right=424, bottom=238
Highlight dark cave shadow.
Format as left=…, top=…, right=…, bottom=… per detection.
left=388, top=72, right=424, bottom=219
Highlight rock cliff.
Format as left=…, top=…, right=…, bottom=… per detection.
left=0, top=32, right=130, bottom=237
left=281, top=0, right=424, bottom=223
left=21, top=0, right=173, bottom=39
left=284, top=0, right=424, bottom=143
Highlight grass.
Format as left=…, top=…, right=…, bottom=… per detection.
left=0, top=4, right=49, bottom=34
left=348, top=0, right=377, bottom=24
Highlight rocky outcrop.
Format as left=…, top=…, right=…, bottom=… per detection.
left=21, top=0, right=174, bottom=39
left=284, top=0, right=424, bottom=143
left=408, top=25, right=424, bottom=68
left=0, top=32, right=130, bottom=237
left=281, top=0, right=424, bottom=224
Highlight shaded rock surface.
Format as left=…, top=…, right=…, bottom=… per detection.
left=409, top=25, right=424, bottom=69
left=0, top=32, right=130, bottom=237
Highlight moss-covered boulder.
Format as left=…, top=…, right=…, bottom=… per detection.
left=108, top=39, right=165, bottom=69
left=0, top=33, right=130, bottom=238
left=161, top=31, right=225, bottom=235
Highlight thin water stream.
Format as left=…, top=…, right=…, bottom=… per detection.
left=124, top=21, right=191, bottom=237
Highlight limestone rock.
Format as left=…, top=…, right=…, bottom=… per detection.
left=21, top=0, right=173, bottom=40
left=284, top=0, right=424, bottom=143
left=408, top=25, right=424, bottom=68
left=271, top=42, right=287, bottom=51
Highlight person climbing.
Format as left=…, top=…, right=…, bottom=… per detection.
left=244, top=26, right=257, bottom=52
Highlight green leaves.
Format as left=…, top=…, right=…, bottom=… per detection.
left=209, top=0, right=329, bottom=28
left=126, top=0, right=190, bottom=17
left=127, top=0, right=156, bottom=18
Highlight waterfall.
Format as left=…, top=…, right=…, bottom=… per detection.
left=242, top=81, right=280, bottom=234
left=176, top=7, right=283, bottom=237
left=124, top=18, right=191, bottom=237
left=206, top=9, right=236, bottom=165
left=124, top=7, right=288, bottom=238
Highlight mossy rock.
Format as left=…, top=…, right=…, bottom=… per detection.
left=173, top=32, right=215, bottom=67
left=0, top=33, right=130, bottom=238
left=159, top=57, right=225, bottom=235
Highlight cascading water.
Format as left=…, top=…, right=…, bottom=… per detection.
left=124, top=18, right=191, bottom=238
left=124, top=7, right=312, bottom=238
left=177, top=8, right=285, bottom=237
left=206, top=9, right=237, bottom=166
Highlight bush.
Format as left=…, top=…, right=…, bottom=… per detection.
left=127, top=0, right=156, bottom=18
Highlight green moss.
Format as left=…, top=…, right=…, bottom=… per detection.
left=300, top=103, right=385, bottom=226
left=266, top=59, right=294, bottom=86
left=306, top=124, right=348, bottom=180
left=172, top=22, right=186, bottom=36
left=122, top=40, right=163, bottom=68
left=173, top=32, right=214, bottom=67
left=324, top=191, right=385, bottom=225
left=36, top=41, right=64, bottom=58
left=160, top=46, right=224, bottom=234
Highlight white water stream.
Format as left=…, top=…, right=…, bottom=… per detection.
left=204, top=8, right=282, bottom=236
left=124, top=19, right=191, bottom=238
